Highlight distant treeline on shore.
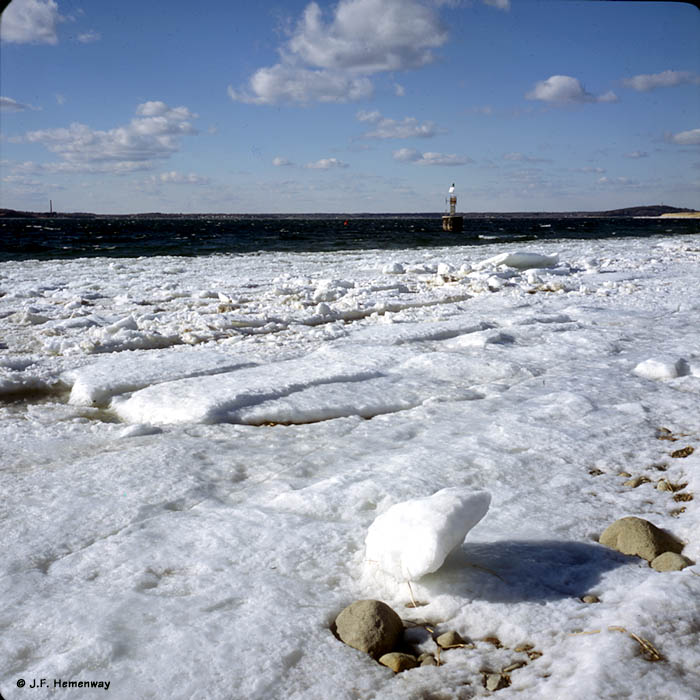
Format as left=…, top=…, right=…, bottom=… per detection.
left=0, top=205, right=697, bottom=220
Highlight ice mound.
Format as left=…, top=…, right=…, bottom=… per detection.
left=364, top=488, right=491, bottom=582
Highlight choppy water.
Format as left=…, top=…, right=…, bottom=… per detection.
left=0, top=215, right=697, bottom=261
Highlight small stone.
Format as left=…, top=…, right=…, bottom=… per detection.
left=650, top=551, right=693, bottom=572
left=502, top=660, right=527, bottom=673
left=623, top=476, right=650, bottom=488
left=656, top=479, right=674, bottom=492
left=436, top=630, right=466, bottom=648
left=482, top=636, right=503, bottom=648
left=671, top=446, right=694, bottom=459
left=514, top=643, right=533, bottom=653
left=334, top=600, right=404, bottom=659
left=618, top=471, right=632, bottom=478
left=485, top=673, right=510, bottom=691
left=581, top=594, right=600, bottom=604
left=599, top=516, right=684, bottom=562
left=418, top=652, right=437, bottom=666
left=378, top=652, right=419, bottom=672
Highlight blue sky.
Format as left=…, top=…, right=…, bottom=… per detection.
left=1, top=0, right=699, bottom=214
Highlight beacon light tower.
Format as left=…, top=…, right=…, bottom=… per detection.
left=442, top=183, right=463, bottom=232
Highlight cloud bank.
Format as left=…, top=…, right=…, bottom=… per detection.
left=24, top=101, right=198, bottom=173
left=623, top=70, right=700, bottom=92
left=393, top=148, right=470, bottom=166
left=229, top=0, right=447, bottom=104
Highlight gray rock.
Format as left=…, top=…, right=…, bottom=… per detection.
left=599, top=517, right=683, bottom=562
left=335, top=600, right=403, bottom=659
left=436, top=630, right=466, bottom=648
left=378, top=652, right=419, bottom=672
left=651, top=551, right=692, bottom=572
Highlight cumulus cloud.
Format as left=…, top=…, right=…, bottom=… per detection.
left=393, top=148, right=470, bottom=166
left=0, top=0, right=61, bottom=44
left=24, top=101, right=198, bottom=173
left=526, top=75, right=618, bottom=104
left=669, top=128, right=700, bottom=146
left=622, top=70, right=700, bottom=92
left=356, top=110, right=438, bottom=139
left=272, top=157, right=293, bottom=167
left=229, top=0, right=447, bottom=104
left=305, top=157, right=349, bottom=169
left=228, top=66, right=372, bottom=105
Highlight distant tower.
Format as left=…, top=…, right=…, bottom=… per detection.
left=442, top=183, right=463, bottom=232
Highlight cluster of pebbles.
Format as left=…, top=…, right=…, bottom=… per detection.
left=332, top=600, right=542, bottom=691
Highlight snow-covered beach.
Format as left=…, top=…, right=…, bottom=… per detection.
left=1, top=234, right=699, bottom=699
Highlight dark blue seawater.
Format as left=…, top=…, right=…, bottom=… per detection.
left=0, top=216, right=698, bottom=262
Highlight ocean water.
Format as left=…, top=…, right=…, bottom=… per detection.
left=1, top=215, right=698, bottom=261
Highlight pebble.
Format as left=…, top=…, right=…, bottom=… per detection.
left=418, top=652, right=437, bottom=667
left=581, top=594, right=600, bottom=604
left=378, top=652, right=418, bottom=673
left=436, top=630, right=466, bottom=648
left=650, top=551, right=693, bottom=572
left=485, top=673, right=510, bottom=691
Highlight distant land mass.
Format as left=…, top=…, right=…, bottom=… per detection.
left=0, top=205, right=698, bottom=220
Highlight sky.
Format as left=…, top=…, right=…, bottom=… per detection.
left=1, top=0, right=699, bottom=214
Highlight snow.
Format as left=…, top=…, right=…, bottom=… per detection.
left=1, top=235, right=700, bottom=699
left=364, top=488, right=491, bottom=582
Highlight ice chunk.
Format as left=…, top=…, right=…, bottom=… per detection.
left=477, top=251, right=559, bottom=270
left=364, top=488, right=491, bottom=581
left=633, top=357, right=689, bottom=381
left=382, top=262, right=405, bottom=275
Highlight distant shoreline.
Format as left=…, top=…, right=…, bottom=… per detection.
left=1, top=205, right=698, bottom=221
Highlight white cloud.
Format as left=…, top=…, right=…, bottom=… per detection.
left=149, top=171, right=210, bottom=185
left=503, top=152, right=550, bottom=163
left=77, top=30, right=101, bottom=44
left=0, top=0, right=61, bottom=44
left=623, top=70, right=700, bottom=92
left=356, top=110, right=438, bottom=139
left=305, top=157, right=349, bottom=169
left=574, top=166, right=606, bottom=174
left=393, top=148, right=470, bottom=166
left=526, top=75, right=618, bottom=104
left=229, top=0, right=447, bottom=104
left=394, top=83, right=405, bottom=97
left=0, top=96, right=36, bottom=112
left=24, top=101, right=198, bottom=173
left=228, top=66, right=372, bottom=105
left=481, top=0, right=510, bottom=10
left=670, top=128, right=700, bottom=146
left=272, top=157, right=293, bottom=167
left=623, top=151, right=648, bottom=159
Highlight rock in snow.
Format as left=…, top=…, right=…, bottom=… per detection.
left=334, top=600, right=404, bottom=659
left=599, top=516, right=684, bottom=562
left=364, top=488, right=491, bottom=581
